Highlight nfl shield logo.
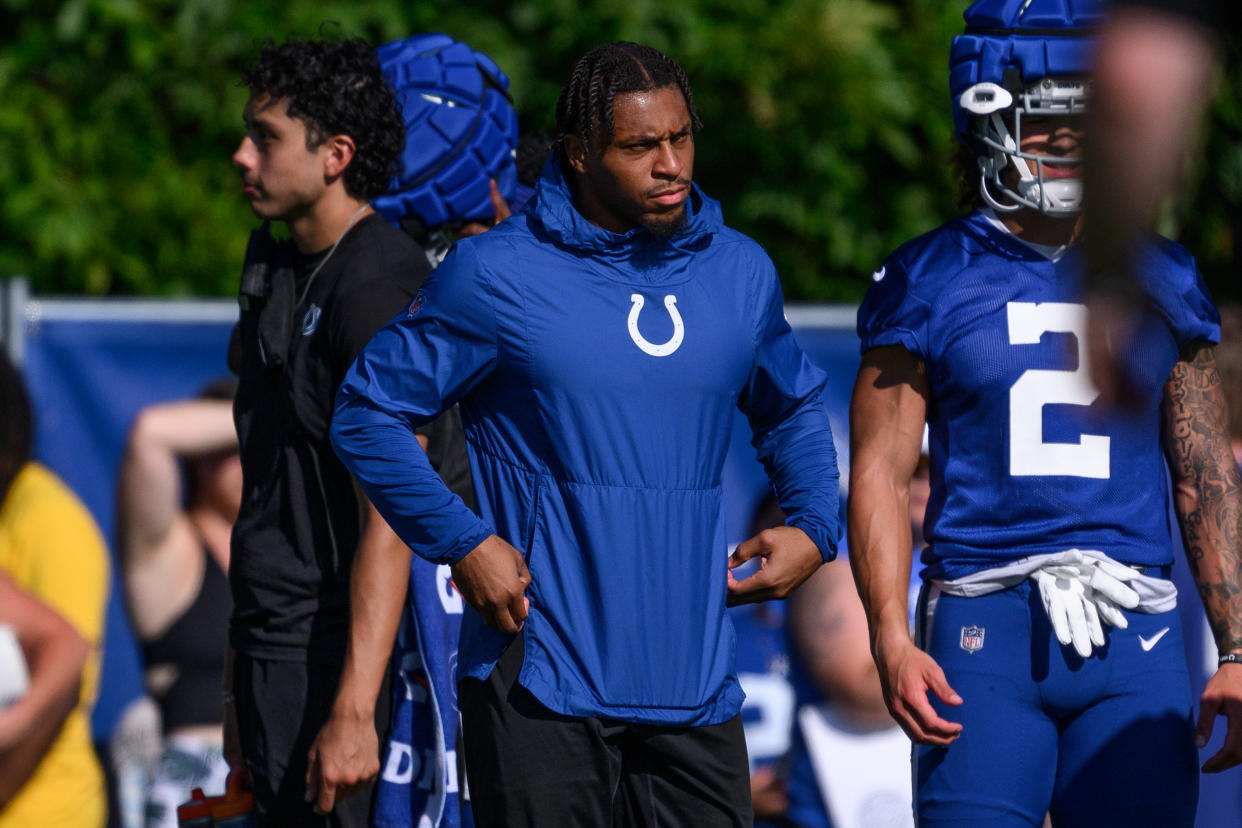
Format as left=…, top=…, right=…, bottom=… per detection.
left=408, top=290, right=426, bottom=317
left=960, top=625, right=985, bottom=654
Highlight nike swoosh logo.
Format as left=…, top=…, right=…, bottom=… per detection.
left=1139, top=627, right=1170, bottom=652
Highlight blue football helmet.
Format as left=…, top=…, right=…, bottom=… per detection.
left=372, top=34, right=520, bottom=229
left=950, top=0, right=1106, bottom=216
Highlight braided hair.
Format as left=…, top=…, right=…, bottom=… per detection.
left=555, top=42, right=701, bottom=163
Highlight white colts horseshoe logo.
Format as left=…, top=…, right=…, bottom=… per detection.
left=628, top=294, right=684, bottom=357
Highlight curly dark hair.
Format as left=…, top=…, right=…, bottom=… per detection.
left=554, top=42, right=701, bottom=164
left=241, top=37, right=404, bottom=200
left=0, top=350, right=32, bottom=503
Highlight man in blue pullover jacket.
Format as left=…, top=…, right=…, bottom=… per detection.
left=330, top=42, right=840, bottom=826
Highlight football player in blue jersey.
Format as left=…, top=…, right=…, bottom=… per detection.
left=329, top=42, right=839, bottom=826
left=849, top=1, right=1242, bottom=825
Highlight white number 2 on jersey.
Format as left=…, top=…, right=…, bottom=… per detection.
left=1006, top=302, right=1110, bottom=479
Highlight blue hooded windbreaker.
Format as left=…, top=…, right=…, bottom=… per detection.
left=332, top=159, right=839, bottom=726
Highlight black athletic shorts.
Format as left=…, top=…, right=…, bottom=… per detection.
left=233, top=653, right=391, bottom=827
left=459, top=634, right=753, bottom=827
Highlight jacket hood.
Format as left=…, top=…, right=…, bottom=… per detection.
left=524, top=153, right=722, bottom=272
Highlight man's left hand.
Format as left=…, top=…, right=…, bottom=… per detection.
left=305, top=709, right=379, bottom=814
left=1197, top=661, right=1242, bottom=772
left=726, top=526, right=822, bottom=606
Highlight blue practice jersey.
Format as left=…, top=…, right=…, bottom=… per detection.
left=858, top=211, right=1218, bottom=581
left=333, top=160, right=840, bottom=726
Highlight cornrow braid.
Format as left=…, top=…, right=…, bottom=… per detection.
left=555, top=42, right=701, bottom=162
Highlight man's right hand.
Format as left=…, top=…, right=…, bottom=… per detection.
left=451, top=535, right=531, bottom=633
left=874, top=635, right=963, bottom=746
left=306, top=709, right=378, bottom=814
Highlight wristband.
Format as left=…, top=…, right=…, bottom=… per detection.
left=1219, top=653, right=1242, bottom=666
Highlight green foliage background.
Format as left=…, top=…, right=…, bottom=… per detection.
left=1, top=0, right=1238, bottom=303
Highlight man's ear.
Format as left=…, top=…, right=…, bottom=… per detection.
left=322, top=134, right=357, bottom=182
left=563, top=134, right=590, bottom=175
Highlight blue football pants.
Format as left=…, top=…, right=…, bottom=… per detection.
left=912, top=580, right=1198, bottom=827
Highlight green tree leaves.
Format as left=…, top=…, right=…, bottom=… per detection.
left=1, top=1, right=1237, bottom=302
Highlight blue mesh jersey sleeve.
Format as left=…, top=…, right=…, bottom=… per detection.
left=331, top=243, right=499, bottom=564
left=1139, top=237, right=1221, bottom=350
left=738, top=259, right=840, bottom=561
left=856, top=255, right=932, bottom=361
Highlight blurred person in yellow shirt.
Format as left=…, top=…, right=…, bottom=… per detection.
left=0, top=349, right=109, bottom=827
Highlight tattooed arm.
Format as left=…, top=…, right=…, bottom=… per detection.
left=1162, top=340, right=1242, bottom=772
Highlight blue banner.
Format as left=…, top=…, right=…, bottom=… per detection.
left=22, top=301, right=237, bottom=741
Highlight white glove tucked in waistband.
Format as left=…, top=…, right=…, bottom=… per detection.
left=1031, top=550, right=1140, bottom=658
left=932, top=549, right=1178, bottom=659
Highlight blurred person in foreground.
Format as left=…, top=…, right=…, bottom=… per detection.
left=330, top=41, right=840, bottom=826
left=0, top=572, right=90, bottom=820
left=0, top=350, right=109, bottom=826
left=1083, top=0, right=1241, bottom=403
left=117, top=381, right=239, bottom=827
left=850, top=1, right=1242, bottom=824
left=225, top=35, right=430, bottom=826
left=304, top=33, right=523, bottom=826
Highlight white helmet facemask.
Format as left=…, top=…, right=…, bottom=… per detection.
left=959, top=77, right=1089, bottom=216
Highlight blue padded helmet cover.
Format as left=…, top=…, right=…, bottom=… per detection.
left=372, top=33, right=520, bottom=228
left=949, top=0, right=1106, bottom=140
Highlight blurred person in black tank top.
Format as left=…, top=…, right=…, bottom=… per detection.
left=117, top=379, right=240, bottom=827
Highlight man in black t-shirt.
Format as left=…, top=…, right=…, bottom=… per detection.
left=223, top=38, right=430, bottom=827
left=1084, top=0, right=1241, bottom=406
